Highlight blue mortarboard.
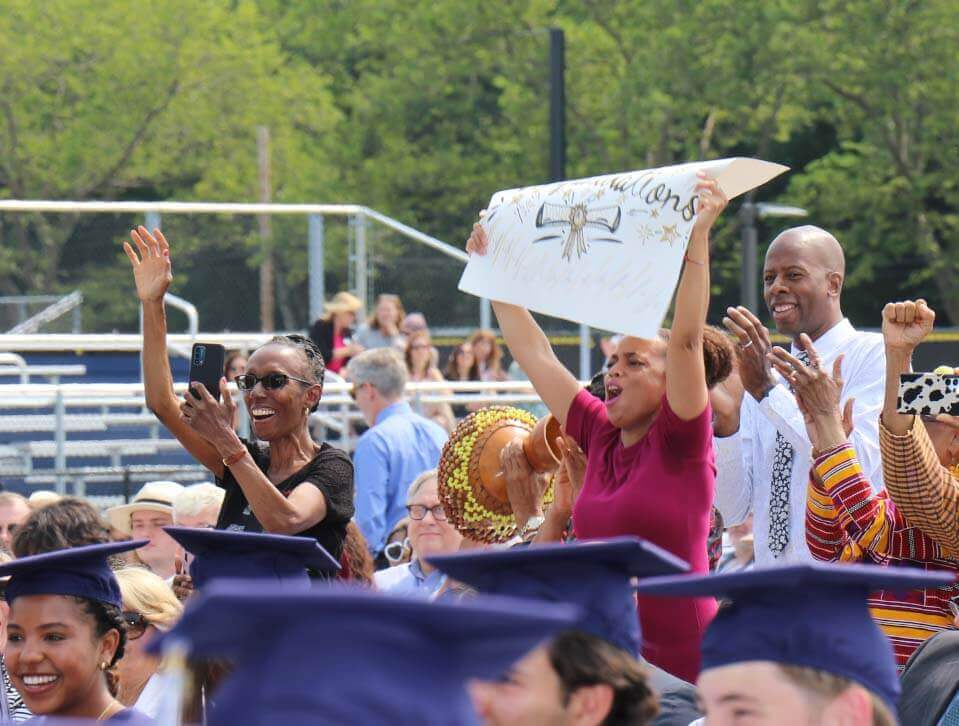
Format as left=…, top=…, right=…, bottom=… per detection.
left=150, top=581, right=579, bottom=725
left=636, top=562, right=958, bottom=708
left=163, top=527, right=339, bottom=588
left=0, top=541, right=147, bottom=609
left=427, top=536, right=689, bottom=655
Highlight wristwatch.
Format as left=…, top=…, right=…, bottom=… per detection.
left=520, top=515, right=546, bottom=540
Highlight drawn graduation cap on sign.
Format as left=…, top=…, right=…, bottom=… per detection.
left=163, top=526, right=339, bottom=588
left=635, top=562, right=958, bottom=708
left=150, top=582, right=579, bottom=725
left=427, top=536, right=689, bottom=656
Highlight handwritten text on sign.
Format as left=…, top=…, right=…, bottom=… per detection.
left=459, top=157, right=788, bottom=338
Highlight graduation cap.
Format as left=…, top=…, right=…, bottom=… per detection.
left=427, top=536, right=690, bottom=655
left=0, top=541, right=147, bottom=609
left=163, top=527, right=339, bottom=588
left=150, top=581, right=580, bottom=725
left=635, top=562, right=958, bottom=708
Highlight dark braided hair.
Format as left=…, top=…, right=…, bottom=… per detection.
left=264, top=334, right=326, bottom=412
left=75, top=597, right=127, bottom=698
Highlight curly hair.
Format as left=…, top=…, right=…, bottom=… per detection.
left=13, top=498, right=111, bottom=558
left=656, top=325, right=734, bottom=389
left=548, top=631, right=658, bottom=726
left=76, top=597, right=127, bottom=698
left=263, top=334, right=326, bottom=412
left=337, top=522, right=375, bottom=586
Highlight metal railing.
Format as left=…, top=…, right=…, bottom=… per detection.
left=0, top=199, right=594, bottom=378
left=0, top=379, right=559, bottom=496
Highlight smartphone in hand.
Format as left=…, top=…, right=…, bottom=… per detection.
left=188, top=343, right=226, bottom=402
left=898, top=373, right=959, bottom=416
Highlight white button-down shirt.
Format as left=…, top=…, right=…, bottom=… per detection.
left=713, top=318, right=886, bottom=566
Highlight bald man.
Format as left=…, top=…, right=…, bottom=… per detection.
left=713, top=225, right=886, bottom=565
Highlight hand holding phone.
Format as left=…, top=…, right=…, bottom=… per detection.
left=189, top=344, right=226, bottom=402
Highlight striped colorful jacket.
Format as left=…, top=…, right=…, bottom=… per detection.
left=807, top=441, right=959, bottom=670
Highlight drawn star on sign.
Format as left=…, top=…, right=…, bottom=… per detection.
left=659, top=224, right=680, bottom=246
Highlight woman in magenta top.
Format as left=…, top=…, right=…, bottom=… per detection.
left=466, top=172, right=727, bottom=681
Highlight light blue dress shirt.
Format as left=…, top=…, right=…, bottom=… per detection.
left=354, top=401, right=447, bottom=554
left=374, top=559, right=447, bottom=599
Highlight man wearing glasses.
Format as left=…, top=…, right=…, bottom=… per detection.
left=375, top=469, right=462, bottom=597
left=346, top=348, right=448, bottom=566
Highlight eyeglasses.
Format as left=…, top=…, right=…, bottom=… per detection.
left=384, top=537, right=410, bottom=564
left=234, top=372, right=314, bottom=391
left=407, top=503, right=447, bottom=521
left=122, top=611, right=149, bottom=641
left=410, top=344, right=430, bottom=351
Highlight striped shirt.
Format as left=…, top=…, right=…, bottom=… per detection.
left=807, top=441, right=959, bottom=669
left=880, top=418, right=959, bottom=556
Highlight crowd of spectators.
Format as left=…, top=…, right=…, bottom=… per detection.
left=3, top=187, right=959, bottom=724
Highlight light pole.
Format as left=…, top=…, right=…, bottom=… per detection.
left=739, top=202, right=809, bottom=313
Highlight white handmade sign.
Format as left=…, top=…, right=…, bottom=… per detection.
left=459, top=157, right=789, bottom=338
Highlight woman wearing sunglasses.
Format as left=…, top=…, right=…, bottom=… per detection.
left=114, top=568, right=183, bottom=718
left=124, top=227, right=355, bottom=569
left=374, top=470, right=462, bottom=598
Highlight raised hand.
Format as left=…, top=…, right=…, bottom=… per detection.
left=466, top=210, right=489, bottom=255
left=770, top=334, right=849, bottom=450
left=123, top=226, right=172, bottom=303
left=882, top=299, right=935, bottom=353
left=691, top=172, right=729, bottom=239
left=724, top=306, right=776, bottom=400
left=500, top=439, right=548, bottom=531
left=179, top=378, right=238, bottom=452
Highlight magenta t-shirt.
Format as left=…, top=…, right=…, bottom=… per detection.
left=566, top=388, right=718, bottom=682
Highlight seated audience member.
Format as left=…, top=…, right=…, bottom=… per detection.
left=27, top=490, right=61, bottom=510
left=877, top=300, right=959, bottom=554
left=405, top=330, right=456, bottom=432
left=13, top=497, right=111, bottom=556
left=444, top=341, right=481, bottom=419
left=106, top=481, right=184, bottom=579
left=149, top=582, right=577, bottom=724
left=637, top=564, right=955, bottom=726
left=400, top=312, right=429, bottom=338
left=114, top=567, right=184, bottom=717
left=0, top=494, right=30, bottom=553
left=716, top=514, right=755, bottom=573
left=1, top=542, right=149, bottom=722
left=223, top=351, right=247, bottom=383
left=125, top=228, right=355, bottom=561
left=772, top=333, right=959, bottom=668
left=355, top=293, right=406, bottom=351
left=383, top=517, right=412, bottom=567
left=172, top=483, right=225, bottom=529
left=308, top=291, right=364, bottom=375
left=430, top=538, right=700, bottom=726
left=898, top=629, right=959, bottom=725
left=0, top=550, right=30, bottom=722
left=375, top=470, right=461, bottom=598
left=715, top=226, right=886, bottom=567
left=470, top=329, right=508, bottom=382
left=466, top=176, right=728, bottom=682
left=347, top=348, right=447, bottom=561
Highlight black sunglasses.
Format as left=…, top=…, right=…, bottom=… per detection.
left=122, top=611, right=149, bottom=640
left=235, top=372, right=314, bottom=391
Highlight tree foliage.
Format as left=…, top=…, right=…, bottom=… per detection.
left=0, top=0, right=956, bottom=332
